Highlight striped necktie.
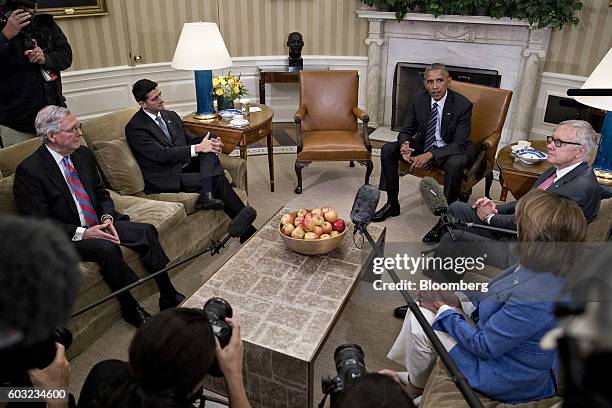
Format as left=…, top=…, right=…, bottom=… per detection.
left=537, top=173, right=557, bottom=190
left=424, top=102, right=438, bottom=152
left=62, top=156, right=100, bottom=227
left=155, top=115, right=172, bottom=144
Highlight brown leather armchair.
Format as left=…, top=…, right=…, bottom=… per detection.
left=399, top=81, right=512, bottom=201
left=294, top=70, right=373, bottom=194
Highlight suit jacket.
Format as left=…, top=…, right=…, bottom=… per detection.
left=397, top=89, right=473, bottom=162
left=433, top=265, right=563, bottom=403
left=492, top=162, right=601, bottom=230
left=125, top=109, right=205, bottom=193
left=13, top=145, right=125, bottom=239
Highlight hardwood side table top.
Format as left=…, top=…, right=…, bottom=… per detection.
left=182, top=104, right=275, bottom=191
left=496, top=141, right=549, bottom=201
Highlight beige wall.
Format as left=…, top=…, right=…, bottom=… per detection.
left=56, top=0, right=610, bottom=76
left=545, top=0, right=612, bottom=76
left=56, top=0, right=368, bottom=71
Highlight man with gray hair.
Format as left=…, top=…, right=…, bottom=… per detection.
left=13, top=105, right=185, bottom=328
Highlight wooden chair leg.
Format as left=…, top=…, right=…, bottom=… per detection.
left=294, top=160, right=311, bottom=194
left=349, top=161, right=355, bottom=167
left=485, top=172, right=494, bottom=199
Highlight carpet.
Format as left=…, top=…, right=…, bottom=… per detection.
left=67, top=152, right=505, bottom=406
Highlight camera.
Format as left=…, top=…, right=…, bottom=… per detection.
left=203, top=297, right=233, bottom=377
left=0, top=0, right=36, bottom=49
left=321, top=344, right=367, bottom=407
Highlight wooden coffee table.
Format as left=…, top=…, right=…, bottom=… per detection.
left=183, top=207, right=385, bottom=407
left=183, top=104, right=275, bottom=192
left=496, top=140, right=550, bottom=201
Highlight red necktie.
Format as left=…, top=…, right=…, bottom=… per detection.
left=62, top=156, right=100, bottom=227
left=537, top=173, right=557, bottom=190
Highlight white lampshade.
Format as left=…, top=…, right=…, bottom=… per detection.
left=171, top=22, right=233, bottom=71
left=573, top=47, right=612, bottom=111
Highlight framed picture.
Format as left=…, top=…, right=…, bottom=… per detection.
left=37, top=0, right=107, bottom=18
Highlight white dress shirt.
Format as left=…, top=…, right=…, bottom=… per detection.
left=143, top=109, right=197, bottom=157
left=431, top=92, right=448, bottom=148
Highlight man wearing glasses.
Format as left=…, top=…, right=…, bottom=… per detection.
left=13, top=105, right=185, bottom=328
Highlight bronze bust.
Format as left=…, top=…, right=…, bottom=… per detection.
left=287, top=32, right=304, bottom=72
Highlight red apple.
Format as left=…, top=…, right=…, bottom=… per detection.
left=321, top=221, right=333, bottom=234
left=332, top=219, right=345, bottom=233
left=281, top=223, right=295, bottom=236
left=312, top=214, right=324, bottom=227
left=281, top=213, right=295, bottom=226
left=301, top=215, right=315, bottom=232
left=294, top=215, right=304, bottom=227
left=324, top=209, right=338, bottom=223
left=330, top=231, right=340, bottom=237
left=312, top=225, right=323, bottom=237
left=319, top=233, right=331, bottom=240
left=291, top=226, right=305, bottom=239
left=304, top=232, right=318, bottom=240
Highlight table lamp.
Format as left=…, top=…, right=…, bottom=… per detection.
left=172, top=22, right=233, bottom=120
left=567, top=47, right=612, bottom=177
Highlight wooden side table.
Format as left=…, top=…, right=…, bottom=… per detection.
left=183, top=104, right=275, bottom=192
left=496, top=141, right=549, bottom=201
left=258, top=70, right=299, bottom=105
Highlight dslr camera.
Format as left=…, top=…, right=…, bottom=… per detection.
left=0, top=0, right=36, bottom=49
left=203, top=297, right=233, bottom=377
left=320, top=344, right=367, bottom=407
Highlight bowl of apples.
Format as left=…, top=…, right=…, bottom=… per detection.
left=278, top=207, right=347, bottom=255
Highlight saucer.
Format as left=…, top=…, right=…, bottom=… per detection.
left=512, top=148, right=547, bottom=165
left=229, top=119, right=249, bottom=127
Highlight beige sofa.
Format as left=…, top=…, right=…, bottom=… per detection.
left=0, top=108, right=248, bottom=358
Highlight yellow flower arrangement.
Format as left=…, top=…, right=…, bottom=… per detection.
left=212, top=73, right=248, bottom=100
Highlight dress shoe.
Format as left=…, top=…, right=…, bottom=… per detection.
left=159, top=291, right=186, bottom=310
left=196, top=192, right=224, bottom=211
left=122, top=304, right=151, bottom=328
left=394, top=304, right=408, bottom=319
left=372, top=203, right=400, bottom=222
left=422, top=219, right=444, bottom=243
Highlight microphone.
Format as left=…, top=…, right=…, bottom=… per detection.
left=350, top=184, right=380, bottom=234
left=210, top=206, right=257, bottom=255
left=420, top=177, right=448, bottom=216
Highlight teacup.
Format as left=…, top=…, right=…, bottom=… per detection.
left=516, top=140, right=531, bottom=149
left=232, top=114, right=246, bottom=123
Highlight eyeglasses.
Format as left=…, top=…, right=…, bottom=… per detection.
left=59, top=122, right=82, bottom=134
left=547, top=136, right=582, bottom=148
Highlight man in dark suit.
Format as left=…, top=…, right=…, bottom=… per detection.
left=13, top=106, right=185, bottom=328
left=373, top=63, right=476, bottom=242
left=126, top=79, right=255, bottom=241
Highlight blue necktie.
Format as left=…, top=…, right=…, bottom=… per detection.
left=424, top=102, right=438, bottom=152
left=155, top=115, right=172, bottom=144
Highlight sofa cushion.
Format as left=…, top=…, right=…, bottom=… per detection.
left=93, top=138, right=145, bottom=195
left=0, top=175, right=18, bottom=214
left=0, top=138, right=42, bottom=176
left=108, top=190, right=186, bottom=236
left=81, top=108, right=139, bottom=146
left=136, top=191, right=200, bottom=215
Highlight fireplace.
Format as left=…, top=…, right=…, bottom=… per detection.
left=391, top=62, right=501, bottom=131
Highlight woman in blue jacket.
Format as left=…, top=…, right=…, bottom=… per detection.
left=388, top=189, right=586, bottom=403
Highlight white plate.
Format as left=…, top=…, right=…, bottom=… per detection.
left=229, top=120, right=249, bottom=127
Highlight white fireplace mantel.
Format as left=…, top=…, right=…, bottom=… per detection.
left=356, top=10, right=551, bottom=144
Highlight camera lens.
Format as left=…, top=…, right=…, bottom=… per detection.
left=334, top=343, right=366, bottom=382
left=203, top=297, right=233, bottom=322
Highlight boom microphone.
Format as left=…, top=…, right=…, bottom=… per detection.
left=350, top=184, right=380, bottom=233
left=210, top=206, right=257, bottom=255
left=420, top=177, right=448, bottom=216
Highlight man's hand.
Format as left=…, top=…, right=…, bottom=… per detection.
left=472, top=197, right=497, bottom=221
left=400, top=141, right=413, bottom=162
left=417, top=289, right=458, bottom=314
left=24, top=39, right=46, bottom=65
left=409, top=152, right=433, bottom=170
left=83, top=224, right=120, bottom=244
left=28, top=343, right=70, bottom=407
left=215, top=317, right=244, bottom=378
left=1, top=9, right=31, bottom=40
left=194, top=133, right=223, bottom=155
left=101, top=218, right=120, bottom=243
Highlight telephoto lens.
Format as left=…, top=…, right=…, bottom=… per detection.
left=203, top=297, right=233, bottom=377
left=320, top=343, right=367, bottom=407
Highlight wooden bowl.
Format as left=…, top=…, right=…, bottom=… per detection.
left=278, top=212, right=347, bottom=255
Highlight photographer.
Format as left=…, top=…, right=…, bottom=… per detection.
left=0, top=215, right=80, bottom=407
left=388, top=189, right=587, bottom=404
left=77, top=308, right=250, bottom=408
left=335, top=372, right=415, bottom=408
left=0, top=1, right=72, bottom=147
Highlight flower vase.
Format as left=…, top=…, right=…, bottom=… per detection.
left=217, top=96, right=235, bottom=111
